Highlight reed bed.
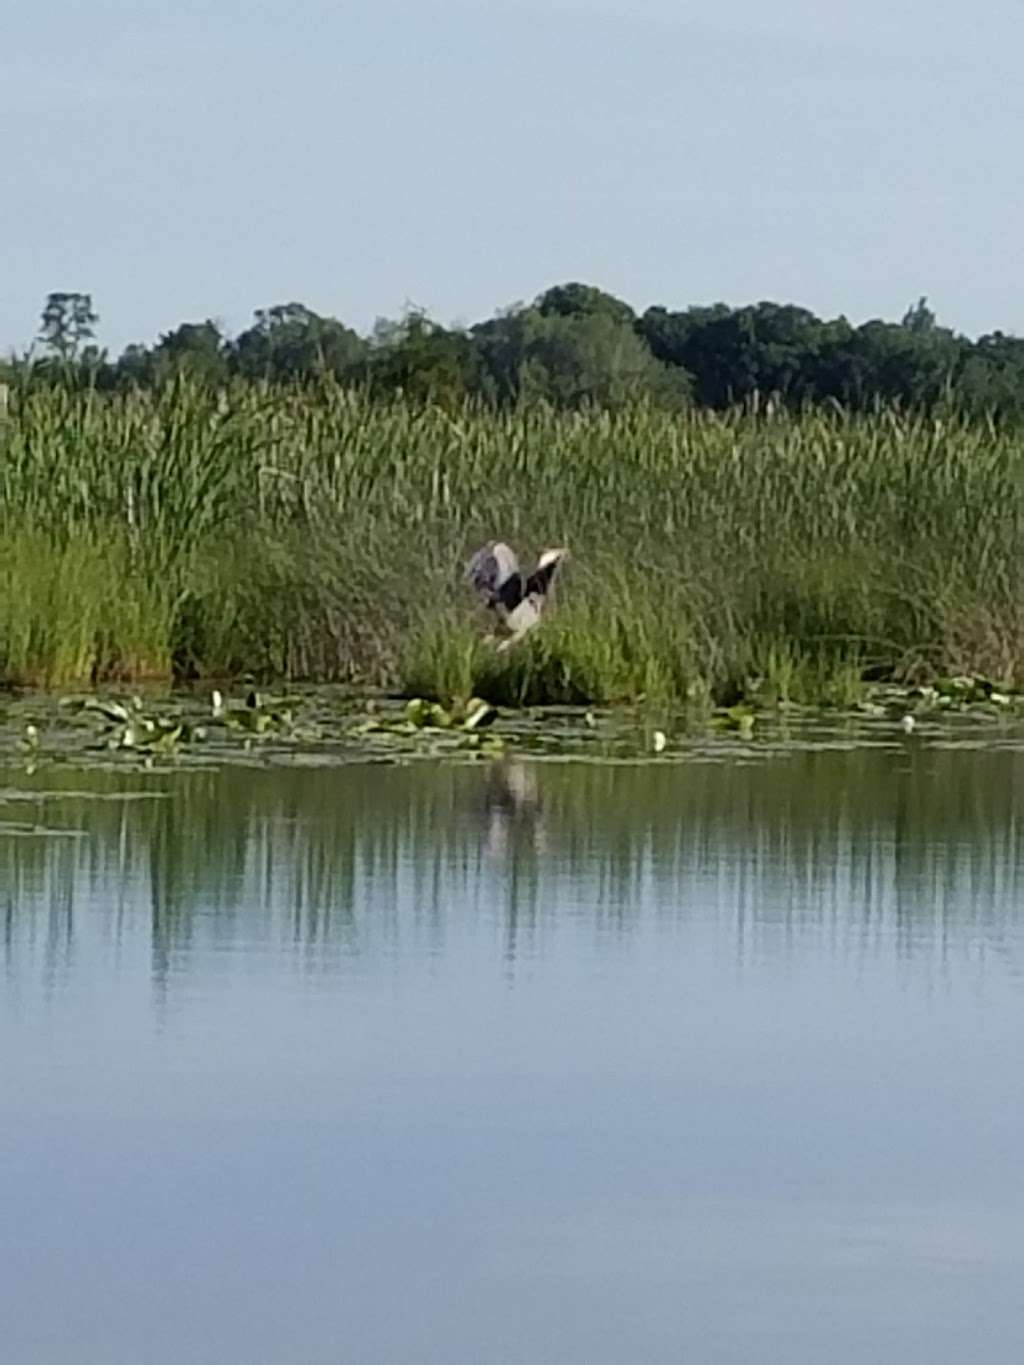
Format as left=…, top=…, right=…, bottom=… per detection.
left=0, top=373, right=1021, bottom=701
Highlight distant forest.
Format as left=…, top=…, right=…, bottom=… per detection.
left=7, top=283, right=1024, bottom=416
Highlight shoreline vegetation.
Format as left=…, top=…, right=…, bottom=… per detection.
left=0, top=372, right=1022, bottom=707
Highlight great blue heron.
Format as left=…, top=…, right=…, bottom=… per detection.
left=465, top=541, right=568, bottom=650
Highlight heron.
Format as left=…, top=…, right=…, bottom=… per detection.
left=465, top=541, right=568, bottom=650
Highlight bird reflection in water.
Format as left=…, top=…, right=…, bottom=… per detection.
left=481, top=759, right=547, bottom=859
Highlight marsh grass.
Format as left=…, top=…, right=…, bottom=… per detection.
left=0, top=529, right=173, bottom=686
left=2, top=373, right=1023, bottom=702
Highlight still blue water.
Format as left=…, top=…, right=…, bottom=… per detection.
left=2, top=749, right=1023, bottom=1362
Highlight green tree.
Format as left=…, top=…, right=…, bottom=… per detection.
left=154, top=320, right=229, bottom=384
left=839, top=317, right=964, bottom=409
left=113, top=321, right=229, bottom=388
left=365, top=311, right=472, bottom=407
left=946, top=331, right=1024, bottom=419
left=37, top=292, right=99, bottom=360
left=535, top=281, right=635, bottom=328
left=115, top=343, right=157, bottom=388
left=901, top=296, right=937, bottom=335
left=522, top=311, right=684, bottom=409
left=470, top=308, right=534, bottom=405
left=232, top=303, right=366, bottom=382
left=473, top=305, right=686, bottom=410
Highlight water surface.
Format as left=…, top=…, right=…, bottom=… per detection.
left=3, top=742, right=1024, bottom=1363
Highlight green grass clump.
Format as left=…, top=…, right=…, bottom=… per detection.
left=0, top=529, right=173, bottom=686
left=1, top=373, right=1023, bottom=702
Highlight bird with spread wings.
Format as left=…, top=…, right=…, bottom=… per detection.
left=464, top=541, right=568, bottom=650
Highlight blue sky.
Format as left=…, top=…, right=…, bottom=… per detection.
left=4, top=0, right=1023, bottom=354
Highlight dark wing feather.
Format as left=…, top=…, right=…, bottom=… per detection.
left=525, top=551, right=565, bottom=598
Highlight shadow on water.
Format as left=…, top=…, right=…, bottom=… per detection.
left=3, top=741, right=1024, bottom=1004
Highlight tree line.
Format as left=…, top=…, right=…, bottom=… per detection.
left=8, top=283, right=1024, bottom=417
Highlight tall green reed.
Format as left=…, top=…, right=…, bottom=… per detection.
left=1, top=373, right=1022, bottom=698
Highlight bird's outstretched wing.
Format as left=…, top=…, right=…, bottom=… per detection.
left=525, top=548, right=567, bottom=598
left=465, top=542, right=524, bottom=610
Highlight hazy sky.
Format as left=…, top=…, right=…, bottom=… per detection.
left=4, top=0, right=1023, bottom=354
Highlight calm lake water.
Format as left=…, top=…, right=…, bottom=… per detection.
left=3, top=739, right=1024, bottom=1363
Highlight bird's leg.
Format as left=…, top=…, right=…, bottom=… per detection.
left=495, top=627, right=530, bottom=653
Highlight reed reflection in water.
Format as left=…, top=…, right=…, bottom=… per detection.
left=4, top=748, right=1023, bottom=990
left=2, top=746, right=1024, bottom=1363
